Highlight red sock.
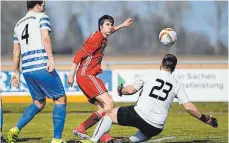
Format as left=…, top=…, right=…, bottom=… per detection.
left=80, top=111, right=105, bottom=130
left=100, top=133, right=113, bottom=142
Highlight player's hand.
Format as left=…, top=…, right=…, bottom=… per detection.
left=46, top=59, right=55, bottom=73
left=122, top=18, right=133, bottom=27
left=200, top=114, right=218, bottom=128
left=67, top=74, right=74, bottom=87
left=117, top=83, right=124, bottom=97
left=10, top=72, right=20, bottom=88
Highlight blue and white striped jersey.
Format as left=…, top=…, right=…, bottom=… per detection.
left=13, top=11, right=51, bottom=73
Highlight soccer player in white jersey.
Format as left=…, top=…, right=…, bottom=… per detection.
left=7, top=1, right=67, bottom=143
left=78, top=54, right=218, bottom=143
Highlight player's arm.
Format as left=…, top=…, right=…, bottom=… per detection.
left=111, top=18, right=133, bottom=34
left=183, top=102, right=218, bottom=128
left=117, top=84, right=138, bottom=96
left=41, top=29, right=54, bottom=73
left=40, top=14, right=54, bottom=73
left=67, top=47, right=90, bottom=87
left=117, top=77, right=144, bottom=96
left=176, top=85, right=218, bottom=128
left=67, top=63, right=78, bottom=87
left=68, top=36, right=102, bottom=86
left=67, top=49, right=88, bottom=87
left=11, top=43, right=21, bottom=88
left=183, top=102, right=202, bottom=119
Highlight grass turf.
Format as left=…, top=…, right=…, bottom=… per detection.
left=1, top=102, right=228, bottom=143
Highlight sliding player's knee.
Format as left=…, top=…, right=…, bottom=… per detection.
left=107, top=108, right=118, bottom=123
left=34, top=99, right=46, bottom=110
left=129, top=130, right=151, bottom=143
left=104, top=98, right=113, bottom=111
left=54, top=95, right=67, bottom=104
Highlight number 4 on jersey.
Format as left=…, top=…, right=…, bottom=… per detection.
left=22, top=24, right=29, bottom=44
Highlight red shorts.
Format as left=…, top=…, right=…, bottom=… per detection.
left=77, top=74, right=107, bottom=101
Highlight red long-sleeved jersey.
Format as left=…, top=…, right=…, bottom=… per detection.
left=73, top=31, right=107, bottom=76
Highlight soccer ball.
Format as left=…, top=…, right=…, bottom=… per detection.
left=159, top=28, right=177, bottom=46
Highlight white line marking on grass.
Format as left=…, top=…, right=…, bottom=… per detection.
left=150, top=136, right=176, bottom=142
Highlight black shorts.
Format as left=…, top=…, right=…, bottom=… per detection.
left=117, top=105, right=163, bottom=137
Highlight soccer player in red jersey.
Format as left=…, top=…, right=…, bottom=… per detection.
left=67, top=15, right=133, bottom=142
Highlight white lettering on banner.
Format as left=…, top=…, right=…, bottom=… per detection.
left=113, top=69, right=228, bottom=102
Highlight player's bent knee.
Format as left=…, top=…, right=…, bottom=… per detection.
left=104, top=103, right=113, bottom=111
left=104, top=97, right=113, bottom=110
left=34, top=99, right=46, bottom=110
left=54, top=95, right=67, bottom=104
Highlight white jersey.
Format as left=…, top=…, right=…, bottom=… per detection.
left=133, top=70, right=189, bottom=129
left=13, top=11, right=51, bottom=73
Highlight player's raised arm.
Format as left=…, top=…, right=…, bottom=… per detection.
left=111, top=18, right=133, bottom=34
left=11, top=43, right=21, bottom=88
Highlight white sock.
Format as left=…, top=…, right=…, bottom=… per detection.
left=90, top=116, right=112, bottom=142
left=129, top=130, right=150, bottom=142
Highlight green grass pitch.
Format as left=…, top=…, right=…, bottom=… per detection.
left=1, top=102, right=228, bottom=143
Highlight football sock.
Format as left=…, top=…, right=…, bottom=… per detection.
left=80, top=111, right=105, bottom=130
left=91, top=116, right=112, bottom=142
left=129, top=130, right=150, bottom=142
left=16, top=103, right=41, bottom=131
left=0, top=108, right=3, bottom=131
left=53, top=104, right=66, bottom=139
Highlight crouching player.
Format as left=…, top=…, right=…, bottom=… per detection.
left=78, top=54, right=218, bottom=143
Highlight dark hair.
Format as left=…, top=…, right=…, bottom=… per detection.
left=27, top=1, right=43, bottom=10
left=162, top=54, right=177, bottom=72
left=98, top=15, right=114, bottom=31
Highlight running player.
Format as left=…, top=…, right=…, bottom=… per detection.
left=7, top=1, right=66, bottom=143
left=67, top=15, right=133, bottom=142
left=78, top=54, right=218, bottom=143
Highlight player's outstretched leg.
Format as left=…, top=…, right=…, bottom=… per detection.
left=51, top=96, right=66, bottom=143
left=73, top=111, right=102, bottom=139
left=73, top=92, right=113, bottom=142
left=7, top=100, right=44, bottom=143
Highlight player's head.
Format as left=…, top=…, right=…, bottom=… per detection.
left=27, top=1, right=45, bottom=12
left=98, top=15, right=114, bottom=36
left=161, top=54, right=177, bottom=73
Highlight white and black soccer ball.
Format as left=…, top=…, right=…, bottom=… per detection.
left=159, top=28, right=177, bottom=46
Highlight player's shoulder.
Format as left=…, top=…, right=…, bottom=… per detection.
left=86, top=31, right=104, bottom=42
left=137, top=70, right=158, bottom=82
left=170, top=73, right=182, bottom=87
left=14, top=14, right=26, bottom=30
left=36, top=12, right=49, bottom=19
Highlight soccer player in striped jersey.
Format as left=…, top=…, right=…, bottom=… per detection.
left=67, top=15, right=133, bottom=142
left=7, top=1, right=66, bottom=143
left=78, top=54, right=218, bottom=143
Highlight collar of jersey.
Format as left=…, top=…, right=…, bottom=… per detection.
left=160, top=70, right=171, bottom=75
